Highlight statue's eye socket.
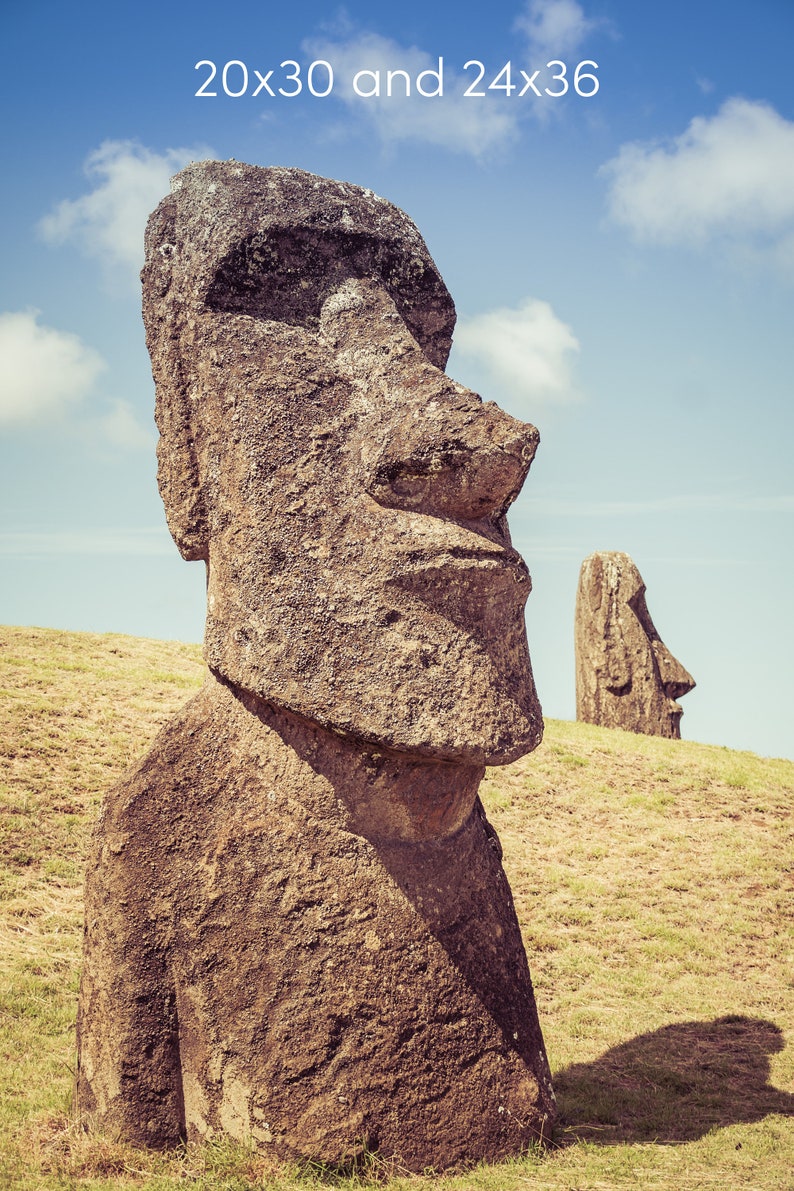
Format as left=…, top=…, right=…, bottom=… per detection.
left=627, top=587, right=660, bottom=643
left=205, top=229, right=339, bottom=328
left=204, top=229, right=453, bottom=367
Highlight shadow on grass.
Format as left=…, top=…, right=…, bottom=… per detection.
left=554, top=1015, right=794, bottom=1144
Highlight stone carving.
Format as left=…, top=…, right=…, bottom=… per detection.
left=575, top=551, right=695, bottom=738
left=76, top=161, right=555, bottom=1171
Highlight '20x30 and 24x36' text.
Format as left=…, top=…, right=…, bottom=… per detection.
left=194, top=58, right=600, bottom=99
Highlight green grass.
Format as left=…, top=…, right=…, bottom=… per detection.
left=1, top=624, right=792, bottom=1190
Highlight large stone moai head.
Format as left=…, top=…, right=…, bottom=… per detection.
left=77, top=164, right=554, bottom=1172
left=575, top=550, right=695, bottom=738
left=143, top=160, right=543, bottom=764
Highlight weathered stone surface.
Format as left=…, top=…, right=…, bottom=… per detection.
left=574, top=551, right=695, bottom=738
left=76, top=161, right=554, bottom=1171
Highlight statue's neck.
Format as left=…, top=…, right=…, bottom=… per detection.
left=203, top=668, right=485, bottom=843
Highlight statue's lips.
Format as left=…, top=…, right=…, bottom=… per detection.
left=392, top=544, right=531, bottom=592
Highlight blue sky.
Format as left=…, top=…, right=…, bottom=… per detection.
left=1, top=0, right=792, bottom=760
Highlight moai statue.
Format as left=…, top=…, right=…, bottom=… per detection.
left=76, top=162, right=555, bottom=1172
left=575, top=550, right=695, bottom=738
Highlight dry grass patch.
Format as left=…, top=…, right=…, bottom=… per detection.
left=1, top=625, right=792, bottom=1189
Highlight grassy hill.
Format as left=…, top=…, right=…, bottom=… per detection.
left=1, top=624, right=792, bottom=1190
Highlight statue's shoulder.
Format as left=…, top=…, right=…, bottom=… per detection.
left=95, top=681, right=225, bottom=825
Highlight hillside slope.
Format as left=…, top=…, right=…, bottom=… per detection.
left=1, top=625, right=792, bottom=1190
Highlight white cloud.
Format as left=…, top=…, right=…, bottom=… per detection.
left=453, top=297, right=580, bottom=409
left=0, top=310, right=104, bottom=425
left=38, top=140, right=214, bottom=288
left=96, top=398, right=155, bottom=450
left=303, top=32, right=518, bottom=156
left=602, top=98, right=794, bottom=256
left=0, top=312, right=154, bottom=447
left=514, top=0, right=598, bottom=57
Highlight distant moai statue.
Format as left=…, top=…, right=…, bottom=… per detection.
left=76, top=162, right=555, bottom=1172
left=575, top=550, right=695, bottom=738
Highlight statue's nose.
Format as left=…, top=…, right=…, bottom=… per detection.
left=320, top=279, right=539, bottom=521
left=364, top=401, right=538, bottom=521
left=652, top=642, right=696, bottom=700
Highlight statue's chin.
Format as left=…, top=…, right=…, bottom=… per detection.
left=203, top=607, right=543, bottom=766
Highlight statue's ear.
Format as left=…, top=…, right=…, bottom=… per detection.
left=604, top=556, right=634, bottom=693
left=584, top=554, right=632, bottom=694
left=143, top=196, right=209, bottom=563
left=155, top=418, right=209, bottom=563
left=603, top=616, right=631, bottom=693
